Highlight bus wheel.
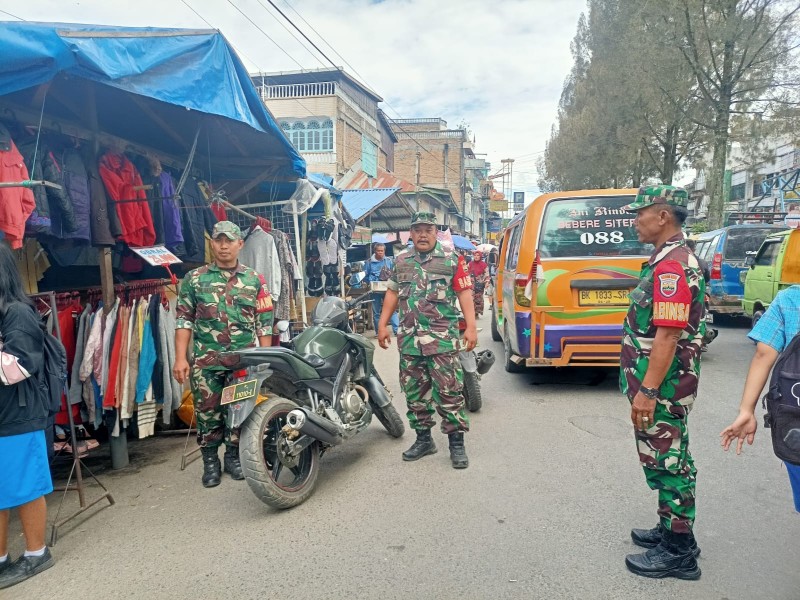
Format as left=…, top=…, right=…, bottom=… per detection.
left=490, top=305, right=502, bottom=342
left=503, top=326, right=525, bottom=373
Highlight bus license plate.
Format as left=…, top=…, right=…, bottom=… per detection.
left=221, top=379, right=258, bottom=405
left=578, top=289, right=630, bottom=306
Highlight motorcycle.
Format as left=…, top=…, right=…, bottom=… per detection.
left=701, top=292, right=718, bottom=351
left=219, top=296, right=404, bottom=509
left=457, top=316, right=495, bottom=412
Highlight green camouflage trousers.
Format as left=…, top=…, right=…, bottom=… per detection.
left=190, top=367, right=239, bottom=449
left=399, top=352, right=469, bottom=435
left=633, top=398, right=696, bottom=534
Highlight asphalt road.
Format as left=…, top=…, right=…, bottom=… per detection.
left=5, top=315, right=799, bottom=600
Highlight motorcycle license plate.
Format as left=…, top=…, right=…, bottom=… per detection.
left=221, top=379, right=258, bottom=405
left=706, top=313, right=714, bottom=324
left=577, top=289, right=630, bottom=306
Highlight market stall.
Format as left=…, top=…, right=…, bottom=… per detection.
left=0, top=22, right=311, bottom=537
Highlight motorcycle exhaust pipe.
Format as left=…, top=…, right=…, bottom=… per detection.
left=475, top=350, right=496, bottom=375
left=286, top=408, right=344, bottom=446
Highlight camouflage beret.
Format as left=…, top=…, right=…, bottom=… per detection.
left=411, top=211, right=437, bottom=226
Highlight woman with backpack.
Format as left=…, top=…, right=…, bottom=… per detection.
left=0, top=242, right=55, bottom=589
left=720, top=284, right=800, bottom=513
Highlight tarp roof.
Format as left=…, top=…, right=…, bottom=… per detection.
left=0, top=22, right=305, bottom=185
left=341, top=187, right=414, bottom=231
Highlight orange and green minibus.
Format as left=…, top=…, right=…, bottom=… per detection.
left=492, top=189, right=651, bottom=372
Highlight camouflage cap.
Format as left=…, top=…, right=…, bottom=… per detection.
left=623, top=185, right=689, bottom=212
left=211, top=220, right=243, bottom=240
left=411, top=211, right=437, bottom=226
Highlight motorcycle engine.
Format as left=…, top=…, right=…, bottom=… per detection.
left=339, top=384, right=367, bottom=422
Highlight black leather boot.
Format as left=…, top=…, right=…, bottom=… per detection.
left=625, top=530, right=701, bottom=580
left=631, top=523, right=700, bottom=556
left=223, top=446, right=245, bottom=480
left=200, top=446, right=221, bottom=488
left=402, top=429, right=437, bottom=461
left=448, top=432, right=469, bottom=469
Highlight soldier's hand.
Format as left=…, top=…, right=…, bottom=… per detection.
left=630, top=392, right=656, bottom=431
left=462, top=326, right=478, bottom=352
left=173, top=358, right=190, bottom=385
left=378, top=325, right=392, bottom=349
left=720, top=411, right=758, bottom=455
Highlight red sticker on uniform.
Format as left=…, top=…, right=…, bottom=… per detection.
left=452, top=255, right=473, bottom=292
left=652, top=260, right=691, bottom=327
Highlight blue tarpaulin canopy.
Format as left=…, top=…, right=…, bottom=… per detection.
left=0, top=22, right=305, bottom=184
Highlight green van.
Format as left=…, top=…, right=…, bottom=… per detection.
left=741, top=229, right=800, bottom=327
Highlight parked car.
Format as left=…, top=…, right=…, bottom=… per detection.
left=492, top=188, right=650, bottom=372
left=690, top=224, right=785, bottom=316
left=741, top=228, right=800, bottom=327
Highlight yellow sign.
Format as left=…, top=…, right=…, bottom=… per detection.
left=221, top=379, right=258, bottom=405
left=489, top=200, right=508, bottom=212
left=577, top=289, right=630, bottom=307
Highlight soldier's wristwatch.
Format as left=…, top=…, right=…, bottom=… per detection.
left=639, top=386, right=659, bottom=399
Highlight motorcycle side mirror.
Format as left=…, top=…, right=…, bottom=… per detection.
left=275, top=320, right=290, bottom=333
left=745, top=256, right=755, bottom=268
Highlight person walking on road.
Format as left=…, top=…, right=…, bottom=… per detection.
left=364, top=243, right=398, bottom=334
left=720, top=284, right=800, bottom=513
left=376, top=212, right=477, bottom=469
left=173, top=221, right=274, bottom=488
left=619, top=186, right=706, bottom=580
left=0, top=243, right=55, bottom=590
left=467, top=250, right=489, bottom=318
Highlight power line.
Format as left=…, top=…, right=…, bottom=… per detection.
left=225, top=0, right=304, bottom=69
left=252, top=0, right=326, bottom=68
left=0, top=8, right=25, bottom=20
left=262, top=0, right=340, bottom=72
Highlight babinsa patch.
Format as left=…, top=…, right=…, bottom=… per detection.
left=658, top=273, right=680, bottom=298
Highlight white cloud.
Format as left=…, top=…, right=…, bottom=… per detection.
left=1, top=0, right=586, bottom=198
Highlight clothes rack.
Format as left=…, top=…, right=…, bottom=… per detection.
left=30, top=291, right=115, bottom=546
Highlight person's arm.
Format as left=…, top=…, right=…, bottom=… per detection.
left=456, top=289, right=477, bottom=351
left=256, top=274, right=274, bottom=347
left=632, top=326, right=682, bottom=429
left=0, top=305, right=44, bottom=385
left=173, top=276, right=196, bottom=385
left=377, top=290, right=399, bottom=349
left=720, top=342, right=779, bottom=454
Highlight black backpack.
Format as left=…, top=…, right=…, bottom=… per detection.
left=39, top=322, right=68, bottom=417
left=763, top=332, right=800, bottom=466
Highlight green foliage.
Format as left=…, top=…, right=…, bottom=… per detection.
left=690, top=221, right=708, bottom=234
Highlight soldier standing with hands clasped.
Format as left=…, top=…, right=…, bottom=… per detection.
left=618, top=186, right=705, bottom=580
left=173, top=221, right=274, bottom=488
left=376, top=212, right=477, bottom=469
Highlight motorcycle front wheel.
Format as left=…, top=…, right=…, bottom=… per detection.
left=240, top=397, right=320, bottom=510
left=370, top=401, right=405, bottom=438
left=463, top=371, right=482, bottom=412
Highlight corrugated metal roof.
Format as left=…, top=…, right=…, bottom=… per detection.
left=341, top=188, right=402, bottom=220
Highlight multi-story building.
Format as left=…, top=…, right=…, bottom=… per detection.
left=389, top=118, right=481, bottom=236
left=252, top=67, right=394, bottom=179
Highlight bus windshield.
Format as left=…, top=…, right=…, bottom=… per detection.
left=539, top=196, right=652, bottom=258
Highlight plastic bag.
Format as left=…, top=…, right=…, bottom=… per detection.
left=283, top=179, right=323, bottom=215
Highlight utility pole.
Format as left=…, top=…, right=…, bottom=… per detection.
left=500, top=158, right=515, bottom=220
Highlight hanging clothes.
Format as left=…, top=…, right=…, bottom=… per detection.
left=0, top=125, right=37, bottom=249
left=148, top=294, right=164, bottom=404
left=60, top=146, right=93, bottom=242
left=98, top=151, right=156, bottom=247
left=82, top=147, right=119, bottom=246
left=103, top=305, right=126, bottom=409
left=269, top=230, right=294, bottom=321
left=69, top=306, right=91, bottom=406
left=159, top=171, right=184, bottom=252
left=135, top=298, right=157, bottom=404
left=15, top=132, right=52, bottom=236
left=178, top=178, right=217, bottom=262
left=240, top=226, right=282, bottom=301
left=121, top=300, right=140, bottom=421
left=158, top=301, right=181, bottom=424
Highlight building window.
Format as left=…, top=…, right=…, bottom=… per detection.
left=307, top=121, right=321, bottom=151
left=291, top=122, right=306, bottom=151
left=280, top=119, right=334, bottom=153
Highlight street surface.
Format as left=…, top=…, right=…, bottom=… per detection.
left=5, top=315, right=799, bottom=600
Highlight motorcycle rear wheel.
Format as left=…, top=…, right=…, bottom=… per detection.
left=463, top=371, right=482, bottom=412
left=240, top=397, right=320, bottom=510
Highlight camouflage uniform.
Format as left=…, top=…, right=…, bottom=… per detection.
left=620, top=186, right=706, bottom=535
left=388, top=240, right=473, bottom=434
left=176, top=262, right=274, bottom=448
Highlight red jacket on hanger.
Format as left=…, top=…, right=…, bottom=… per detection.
left=0, top=139, right=36, bottom=249
left=99, top=152, right=156, bottom=247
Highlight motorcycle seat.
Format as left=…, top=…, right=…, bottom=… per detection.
left=222, top=346, right=320, bottom=369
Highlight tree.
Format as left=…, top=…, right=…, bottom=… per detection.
left=662, top=0, right=800, bottom=228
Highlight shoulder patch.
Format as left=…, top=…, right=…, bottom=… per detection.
left=657, top=273, right=681, bottom=298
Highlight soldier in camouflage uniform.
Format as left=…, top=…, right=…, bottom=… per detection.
left=377, top=212, right=477, bottom=469
left=174, top=221, right=274, bottom=488
left=619, top=186, right=705, bottom=580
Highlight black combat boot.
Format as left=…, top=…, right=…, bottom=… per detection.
left=402, top=429, right=437, bottom=461
left=200, top=446, right=221, bottom=488
left=223, top=446, right=245, bottom=480
left=448, top=432, right=469, bottom=469
left=625, top=529, right=701, bottom=580
left=631, top=523, right=700, bottom=556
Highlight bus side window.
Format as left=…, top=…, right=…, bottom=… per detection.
left=506, top=225, right=523, bottom=270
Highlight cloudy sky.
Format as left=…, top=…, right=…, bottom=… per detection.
left=0, top=0, right=587, bottom=200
